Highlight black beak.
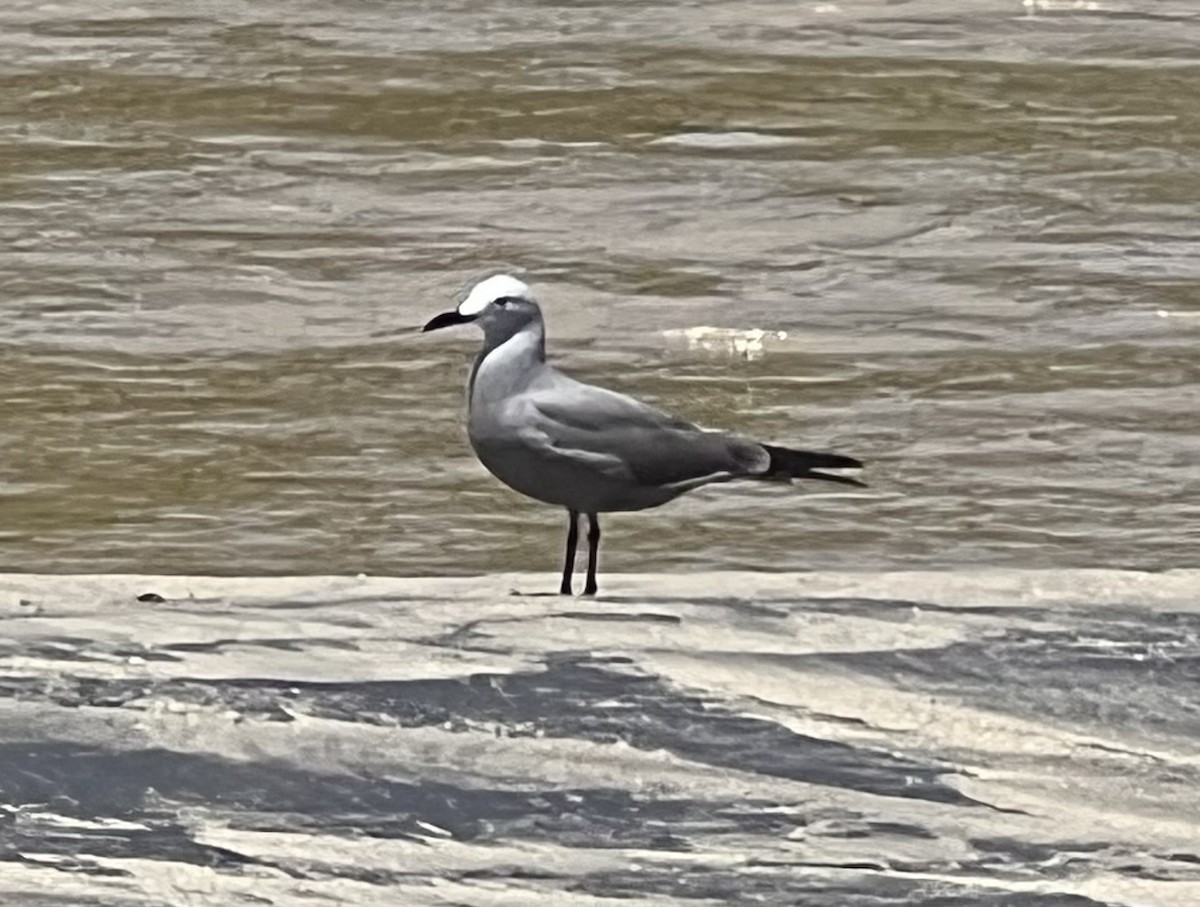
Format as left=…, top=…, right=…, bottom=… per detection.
left=422, top=310, right=475, bottom=332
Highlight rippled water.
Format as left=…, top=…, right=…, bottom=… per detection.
left=1, top=0, right=1197, bottom=578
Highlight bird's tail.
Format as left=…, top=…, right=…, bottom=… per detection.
left=760, top=444, right=866, bottom=487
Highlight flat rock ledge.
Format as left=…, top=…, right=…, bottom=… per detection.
left=1, top=569, right=1198, bottom=907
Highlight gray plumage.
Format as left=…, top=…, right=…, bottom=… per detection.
left=423, top=274, right=864, bottom=595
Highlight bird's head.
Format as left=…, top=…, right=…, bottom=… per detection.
left=423, top=274, right=542, bottom=340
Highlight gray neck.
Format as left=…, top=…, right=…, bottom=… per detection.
left=468, top=320, right=546, bottom=406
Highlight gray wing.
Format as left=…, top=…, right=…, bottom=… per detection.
left=519, top=376, right=769, bottom=490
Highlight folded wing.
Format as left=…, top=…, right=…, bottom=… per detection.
left=522, top=379, right=769, bottom=492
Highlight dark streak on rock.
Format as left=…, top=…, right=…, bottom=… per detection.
left=808, top=619, right=1200, bottom=739
left=570, top=865, right=1117, bottom=906
left=0, top=789, right=273, bottom=877
left=159, top=636, right=360, bottom=654
left=553, top=610, right=682, bottom=624
left=5, top=894, right=171, bottom=907
left=3, top=655, right=977, bottom=806
left=0, top=639, right=182, bottom=664
left=0, top=741, right=836, bottom=859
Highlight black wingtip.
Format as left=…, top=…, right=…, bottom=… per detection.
left=761, top=444, right=867, bottom=487
left=807, top=470, right=869, bottom=488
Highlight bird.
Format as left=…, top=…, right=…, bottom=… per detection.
left=422, top=274, right=865, bottom=596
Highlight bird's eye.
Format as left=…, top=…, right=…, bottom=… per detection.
left=494, top=296, right=513, bottom=307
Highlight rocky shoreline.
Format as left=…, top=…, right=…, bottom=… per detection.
left=1, top=570, right=1197, bottom=906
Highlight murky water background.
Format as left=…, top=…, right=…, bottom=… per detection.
left=1, top=0, right=1197, bottom=578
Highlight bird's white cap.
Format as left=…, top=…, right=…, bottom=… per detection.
left=458, top=274, right=532, bottom=317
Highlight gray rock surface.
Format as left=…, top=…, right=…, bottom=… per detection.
left=1, top=570, right=1197, bottom=906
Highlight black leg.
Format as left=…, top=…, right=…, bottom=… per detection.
left=584, top=513, right=601, bottom=596
left=560, top=509, right=579, bottom=595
